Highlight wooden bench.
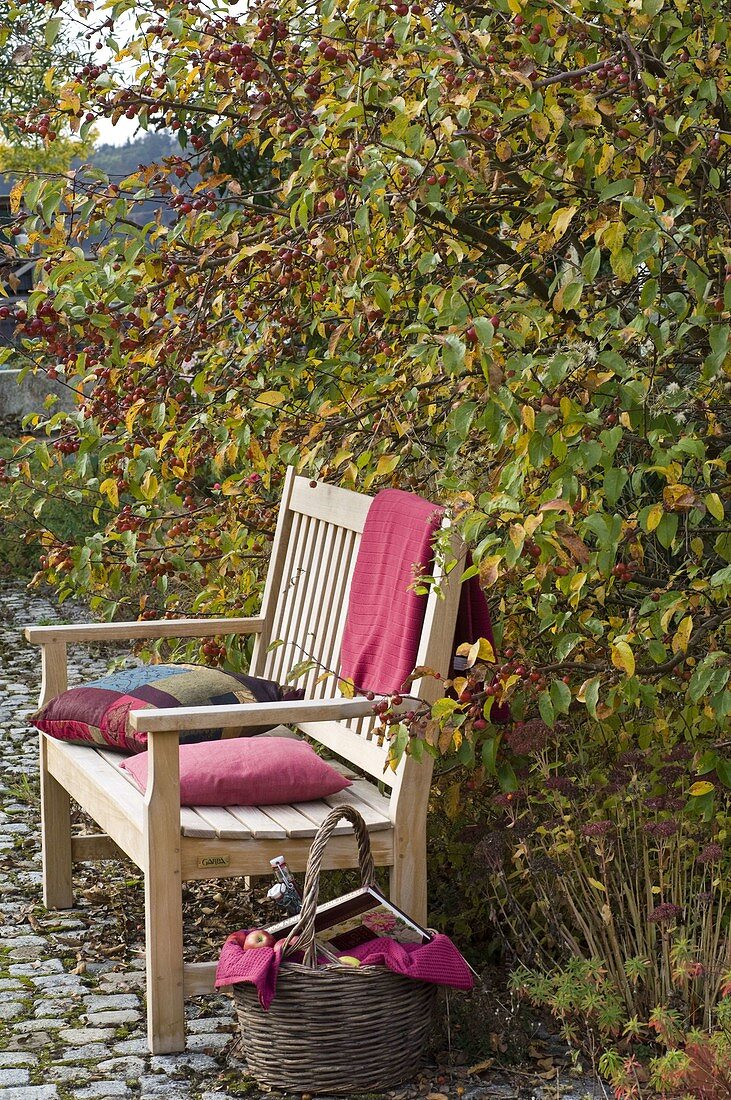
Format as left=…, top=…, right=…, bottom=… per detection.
left=25, top=469, right=464, bottom=1053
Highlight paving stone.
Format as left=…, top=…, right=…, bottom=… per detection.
left=11, top=1019, right=68, bottom=1033
left=186, top=1017, right=235, bottom=1034
left=57, top=1043, right=112, bottom=1061
left=34, top=999, right=81, bottom=1018
left=0, top=1073, right=30, bottom=1089
left=149, top=1053, right=218, bottom=1074
left=84, top=994, right=140, bottom=1012
left=111, top=1039, right=148, bottom=1057
left=84, top=1009, right=141, bottom=1027
left=184, top=1032, right=231, bottom=1053
left=7, top=960, right=63, bottom=977
left=0, top=1059, right=36, bottom=1071
left=96, top=1057, right=146, bottom=1077
left=29, top=974, right=86, bottom=993
left=74, top=1084, right=131, bottom=1099
left=0, top=932, right=43, bottom=945
left=0, top=1088, right=59, bottom=1099
left=0, top=1003, right=24, bottom=1020
left=45, top=1068, right=92, bottom=1085
left=139, top=1078, right=192, bottom=1098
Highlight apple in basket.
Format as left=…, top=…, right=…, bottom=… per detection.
left=338, top=955, right=361, bottom=967
left=273, top=935, right=298, bottom=954
left=243, top=929, right=275, bottom=950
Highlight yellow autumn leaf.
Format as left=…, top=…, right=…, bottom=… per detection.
left=706, top=493, right=725, bottom=521
left=376, top=454, right=400, bottom=477
left=531, top=113, right=550, bottom=141
left=646, top=503, right=663, bottom=532
left=457, top=637, right=495, bottom=668
left=124, top=399, right=146, bottom=434
left=587, top=877, right=607, bottom=892
left=338, top=677, right=355, bottom=699
left=688, top=781, right=714, bottom=797
left=99, top=478, right=119, bottom=508
left=663, top=483, right=698, bottom=512
left=479, top=555, right=501, bottom=588
left=253, top=390, right=285, bottom=408
left=611, top=639, right=635, bottom=678
left=549, top=206, right=579, bottom=240
left=495, top=138, right=512, bottom=162
left=671, top=615, right=693, bottom=654
left=140, top=469, right=159, bottom=502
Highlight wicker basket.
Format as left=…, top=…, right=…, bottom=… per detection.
left=232, top=805, right=437, bottom=1094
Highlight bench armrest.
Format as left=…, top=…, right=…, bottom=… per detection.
left=130, top=695, right=380, bottom=733
left=25, top=617, right=265, bottom=645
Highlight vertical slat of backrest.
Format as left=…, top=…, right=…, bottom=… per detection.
left=267, top=514, right=314, bottom=684
left=291, top=517, right=332, bottom=696
left=249, top=468, right=298, bottom=678
left=260, top=509, right=304, bottom=682
left=318, top=527, right=360, bottom=696
left=259, top=475, right=373, bottom=694
left=299, top=520, right=341, bottom=697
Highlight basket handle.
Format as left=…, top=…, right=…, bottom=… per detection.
left=280, top=805, right=376, bottom=968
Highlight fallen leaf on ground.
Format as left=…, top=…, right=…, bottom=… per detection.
left=467, top=1059, right=494, bottom=1075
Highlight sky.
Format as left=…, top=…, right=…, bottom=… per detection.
left=95, top=114, right=140, bottom=147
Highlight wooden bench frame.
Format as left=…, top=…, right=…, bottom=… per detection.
left=25, top=469, right=464, bottom=1053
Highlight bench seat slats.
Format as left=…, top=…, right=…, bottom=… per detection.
left=204, top=803, right=284, bottom=840
left=67, top=740, right=392, bottom=842
left=179, top=807, right=219, bottom=838
left=324, top=783, right=391, bottom=830
left=254, top=801, right=329, bottom=839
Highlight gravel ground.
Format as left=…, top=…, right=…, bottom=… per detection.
left=0, top=580, right=609, bottom=1100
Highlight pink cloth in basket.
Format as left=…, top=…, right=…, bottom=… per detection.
left=215, top=930, right=474, bottom=1010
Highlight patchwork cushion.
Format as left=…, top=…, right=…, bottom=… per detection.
left=31, top=664, right=304, bottom=754
left=120, top=735, right=352, bottom=806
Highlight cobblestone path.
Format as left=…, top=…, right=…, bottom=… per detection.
left=0, top=582, right=605, bottom=1100
left=0, top=583, right=246, bottom=1100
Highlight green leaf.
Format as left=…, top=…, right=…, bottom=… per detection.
left=656, top=513, right=679, bottom=550
left=600, top=179, right=634, bottom=200
left=714, top=759, right=731, bottom=789
left=581, top=247, right=601, bottom=281
left=496, top=761, right=518, bottom=793
left=538, top=690, right=555, bottom=727
left=603, top=468, right=629, bottom=506
left=481, top=736, right=499, bottom=774
left=550, top=679, right=572, bottom=716
left=581, top=676, right=601, bottom=719
left=45, top=16, right=62, bottom=44
left=432, top=698, right=458, bottom=720
left=442, top=334, right=465, bottom=375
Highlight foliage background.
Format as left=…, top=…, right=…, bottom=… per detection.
left=1, top=0, right=731, bottom=1073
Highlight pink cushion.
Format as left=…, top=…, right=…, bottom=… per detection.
left=119, top=736, right=351, bottom=806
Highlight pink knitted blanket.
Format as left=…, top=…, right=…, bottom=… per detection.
left=215, top=931, right=474, bottom=1009
left=338, top=488, right=505, bottom=709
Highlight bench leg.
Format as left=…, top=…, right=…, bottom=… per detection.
left=40, top=736, right=73, bottom=909
left=390, top=828, right=428, bottom=928
left=144, top=731, right=185, bottom=1054
left=144, top=859, right=185, bottom=1053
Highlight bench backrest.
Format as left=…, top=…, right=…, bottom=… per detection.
left=249, top=470, right=463, bottom=787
